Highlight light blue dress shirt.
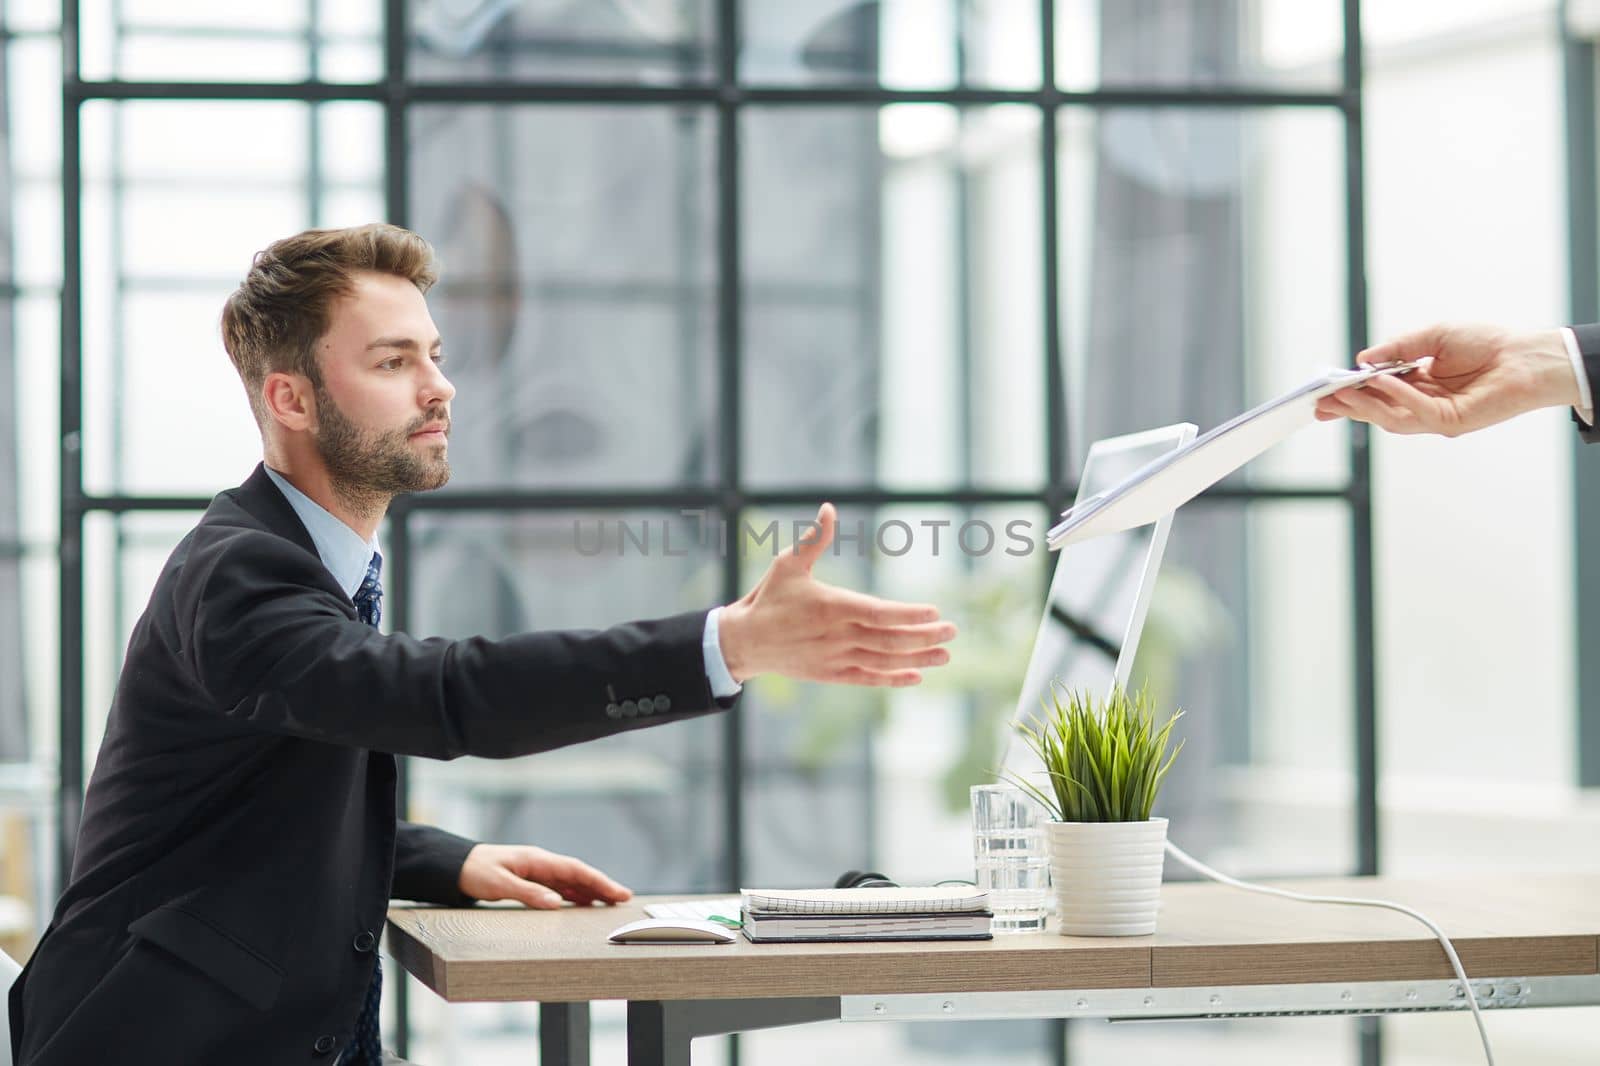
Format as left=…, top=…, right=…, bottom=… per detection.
left=262, top=466, right=740, bottom=698
left=264, top=466, right=381, bottom=600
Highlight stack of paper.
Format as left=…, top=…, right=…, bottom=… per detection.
left=1047, top=361, right=1420, bottom=548
left=739, top=886, right=993, bottom=942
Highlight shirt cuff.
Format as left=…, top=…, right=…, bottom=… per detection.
left=1562, top=326, right=1595, bottom=427
left=702, top=606, right=742, bottom=699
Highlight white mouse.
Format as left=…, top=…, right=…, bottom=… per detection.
left=607, top=917, right=738, bottom=944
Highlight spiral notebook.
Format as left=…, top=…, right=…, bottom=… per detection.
left=740, top=886, right=989, bottom=916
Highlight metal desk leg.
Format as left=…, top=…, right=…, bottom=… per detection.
left=627, top=997, right=841, bottom=1066
left=540, top=1002, right=591, bottom=1066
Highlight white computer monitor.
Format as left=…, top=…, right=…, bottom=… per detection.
left=1003, top=423, right=1196, bottom=768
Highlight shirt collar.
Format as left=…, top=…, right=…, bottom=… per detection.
left=262, top=465, right=382, bottom=600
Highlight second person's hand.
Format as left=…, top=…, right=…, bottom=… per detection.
left=1313, top=323, right=1579, bottom=436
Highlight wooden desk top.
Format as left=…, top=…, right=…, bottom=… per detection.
left=386, top=874, right=1600, bottom=1003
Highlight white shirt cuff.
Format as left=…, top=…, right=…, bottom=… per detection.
left=702, top=606, right=742, bottom=699
left=1562, top=326, right=1594, bottom=427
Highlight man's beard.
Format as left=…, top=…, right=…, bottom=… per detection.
left=312, top=382, right=450, bottom=512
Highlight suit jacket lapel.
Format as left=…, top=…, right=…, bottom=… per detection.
left=227, top=462, right=320, bottom=559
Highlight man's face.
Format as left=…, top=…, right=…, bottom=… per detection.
left=312, top=271, right=456, bottom=497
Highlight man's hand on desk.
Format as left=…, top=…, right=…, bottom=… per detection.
left=717, top=502, right=958, bottom=687
left=458, top=844, right=633, bottom=908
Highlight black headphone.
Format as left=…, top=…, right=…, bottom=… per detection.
left=833, top=869, right=898, bottom=889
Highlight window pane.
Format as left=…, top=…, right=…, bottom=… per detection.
left=741, top=497, right=1359, bottom=894
left=0, top=8, right=49, bottom=900
left=13, top=295, right=57, bottom=544
left=7, top=33, right=62, bottom=317
left=738, top=501, right=1051, bottom=1066
left=1152, top=500, right=1356, bottom=874
left=1058, top=500, right=1362, bottom=1062
left=742, top=105, right=1044, bottom=490
left=6, top=545, right=57, bottom=950
left=1058, top=106, right=1351, bottom=488
left=1, top=0, right=58, bottom=32
left=1056, top=0, right=1343, bottom=91
left=80, top=0, right=382, bottom=82
left=78, top=100, right=385, bottom=496
left=405, top=509, right=726, bottom=890
left=408, top=0, right=716, bottom=84
left=409, top=105, right=719, bottom=490
left=82, top=512, right=198, bottom=777
left=736, top=507, right=877, bottom=889
left=736, top=502, right=1047, bottom=874
left=741, top=0, right=1040, bottom=89
left=6, top=34, right=60, bottom=188
left=0, top=357, right=18, bottom=769
left=8, top=294, right=58, bottom=938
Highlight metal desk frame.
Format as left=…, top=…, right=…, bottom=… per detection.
left=537, top=973, right=1600, bottom=1066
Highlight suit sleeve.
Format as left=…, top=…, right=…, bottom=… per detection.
left=1571, top=323, right=1600, bottom=443
left=392, top=821, right=478, bottom=905
left=177, top=527, right=737, bottom=759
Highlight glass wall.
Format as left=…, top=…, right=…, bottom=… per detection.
left=0, top=0, right=62, bottom=968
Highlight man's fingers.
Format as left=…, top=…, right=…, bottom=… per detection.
left=510, top=877, right=564, bottom=909
left=827, top=587, right=946, bottom=627
left=829, top=665, right=924, bottom=687
left=1318, top=373, right=1436, bottom=428
left=1356, top=324, right=1448, bottom=367
left=1329, top=385, right=1419, bottom=433
left=535, top=855, right=633, bottom=903
left=848, top=620, right=959, bottom=653
left=556, top=865, right=633, bottom=904
left=838, top=647, right=951, bottom=672
left=1314, top=393, right=1354, bottom=420
left=1359, top=372, right=1437, bottom=418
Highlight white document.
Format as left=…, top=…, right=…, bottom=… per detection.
left=1047, top=362, right=1421, bottom=548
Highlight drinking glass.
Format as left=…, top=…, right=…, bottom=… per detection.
left=970, top=783, right=1050, bottom=933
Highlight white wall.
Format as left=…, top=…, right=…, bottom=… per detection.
left=1257, top=6, right=1600, bottom=1060
left=1364, top=7, right=1577, bottom=803
left=1248, top=2, right=1583, bottom=823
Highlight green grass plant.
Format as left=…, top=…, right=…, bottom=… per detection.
left=1007, top=682, right=1184, bottom=823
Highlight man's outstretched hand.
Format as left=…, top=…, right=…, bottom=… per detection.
left=1313, top=324, right=1579, bottom=437
left=717, top=503, right=957, bottom=687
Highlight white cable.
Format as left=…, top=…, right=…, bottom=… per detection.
left=1163, top=839, right=1495, bottom=1066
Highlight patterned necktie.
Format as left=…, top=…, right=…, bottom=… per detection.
left=343, top=960, right=382, bottom=1066
left=343, top=552, right=383, bottom=1066
left=353, top=553, right=382, bottom=629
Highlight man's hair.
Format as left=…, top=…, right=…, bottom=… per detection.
left=221, top=223, right=438, bottom=427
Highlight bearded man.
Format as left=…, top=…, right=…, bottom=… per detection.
left=8, top=224, right=956, bottom=1065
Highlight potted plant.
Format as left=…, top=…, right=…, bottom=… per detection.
left=1008, top=683, right=1184, bottom=936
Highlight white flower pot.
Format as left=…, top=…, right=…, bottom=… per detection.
left=1045, top=817, right=1168, bottom=936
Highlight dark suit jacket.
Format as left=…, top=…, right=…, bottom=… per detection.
left=10, top=464, right=731, bottom=1065
left=1572, top=323, right=1600, bottom=443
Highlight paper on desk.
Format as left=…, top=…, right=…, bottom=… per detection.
left=1047, top=362, right=1420, bottom=548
